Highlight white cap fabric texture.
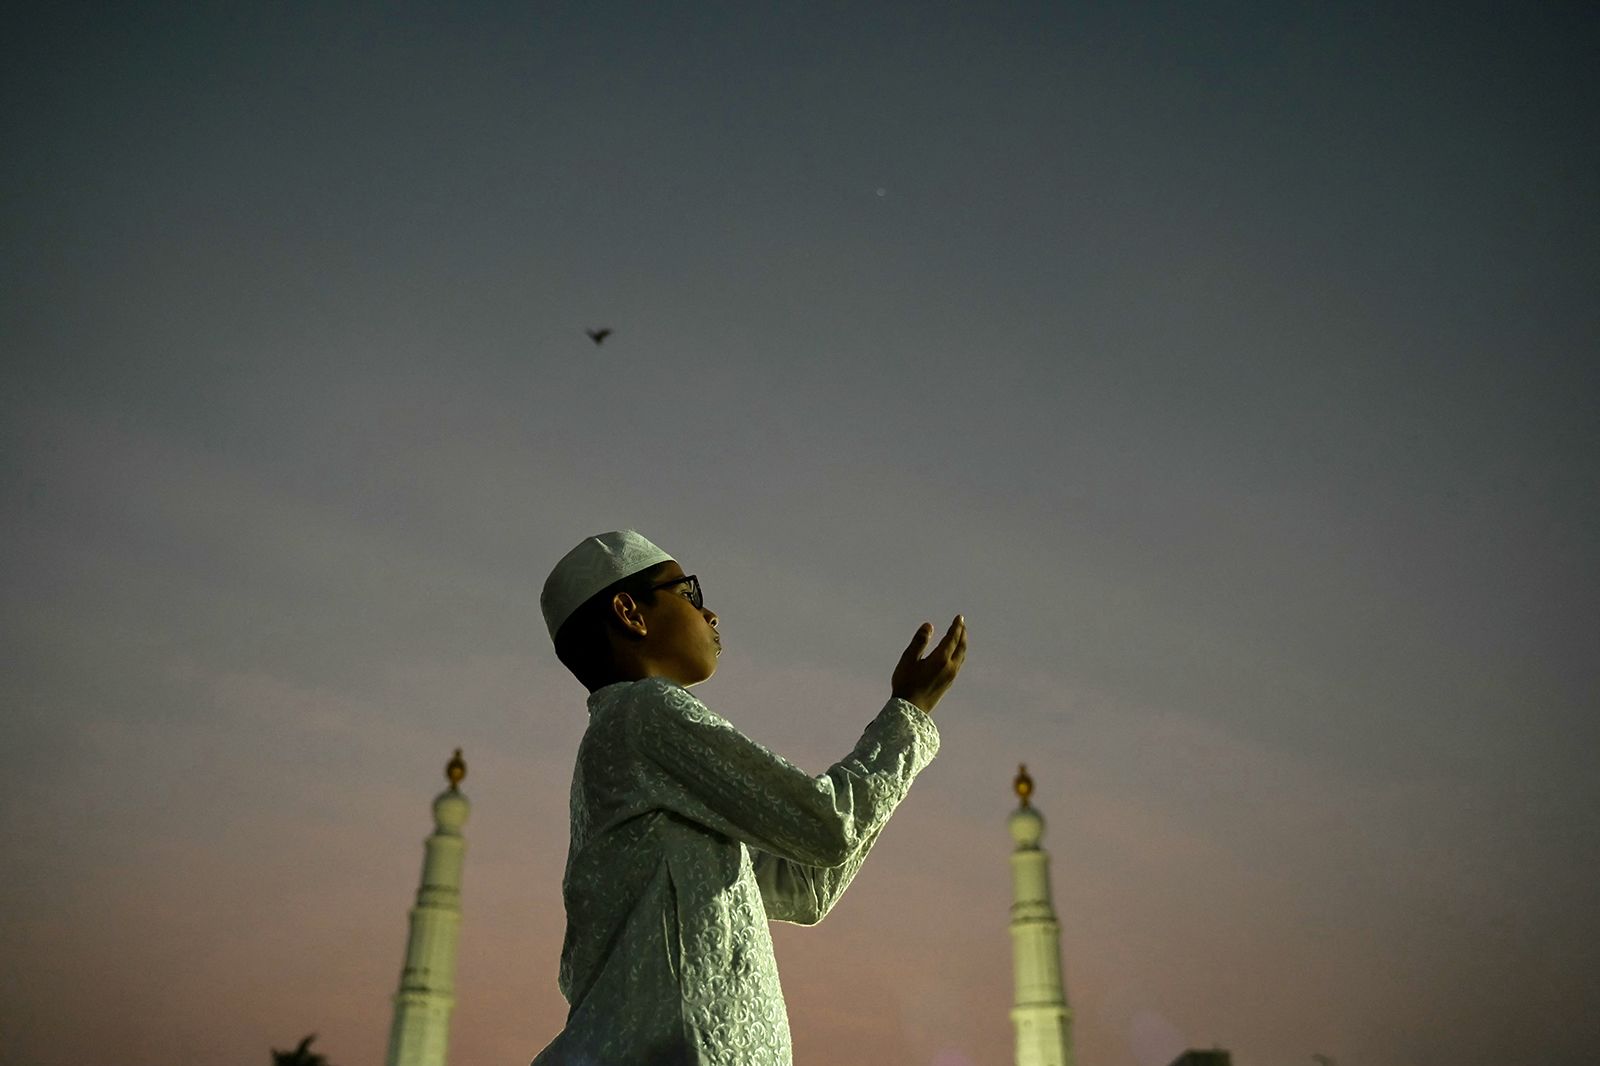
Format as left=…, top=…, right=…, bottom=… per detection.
left=541, top=530, right=674, bottom=640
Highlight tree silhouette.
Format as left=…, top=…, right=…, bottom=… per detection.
left=271, top=1034, right=330, bottom=1066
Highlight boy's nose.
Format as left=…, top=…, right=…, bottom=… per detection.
left=704, top=609, right=718, bottom=628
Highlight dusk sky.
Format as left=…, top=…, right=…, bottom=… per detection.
left=3, top=4, right=1597, bottom=1065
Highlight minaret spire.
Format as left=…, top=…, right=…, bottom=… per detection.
left=1008, top=764, right=1074, bottom=1066
left=385, top=750, right=471, bottom=1066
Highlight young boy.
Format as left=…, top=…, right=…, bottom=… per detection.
left=530, top=530, right=966, bottom=1066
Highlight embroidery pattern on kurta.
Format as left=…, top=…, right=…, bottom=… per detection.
left=531, top=677, right=940, bottom=1066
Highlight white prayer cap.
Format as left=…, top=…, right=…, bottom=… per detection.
left=541, top=530, right=674, bottom=640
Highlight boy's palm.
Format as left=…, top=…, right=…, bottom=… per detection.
left=891, top=615, right=968, bottom=714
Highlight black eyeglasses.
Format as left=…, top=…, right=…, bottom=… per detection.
left=649, top=573, right=703, bottom=610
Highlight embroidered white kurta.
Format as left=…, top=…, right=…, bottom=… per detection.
left=530, top=677, right=941, bottom=1066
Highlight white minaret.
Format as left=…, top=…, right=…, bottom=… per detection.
left=385, top=749, right=470, bottom=1066
left=1009, top=763, right=1074, bottom=1066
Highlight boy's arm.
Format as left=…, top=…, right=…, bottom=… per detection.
left=749, top=834, right=882, bottom=926
left=627, top=680, right=940, bottom=872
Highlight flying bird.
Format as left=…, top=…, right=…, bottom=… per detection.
left=586, top=328, right=612, bottom=345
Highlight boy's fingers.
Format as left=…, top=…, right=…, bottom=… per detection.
left=900, top=622, right=934, bottom=665
left=934, top=615, right=965, bottom=659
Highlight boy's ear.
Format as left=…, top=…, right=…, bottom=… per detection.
left=611, top=591, right=648, bottom=637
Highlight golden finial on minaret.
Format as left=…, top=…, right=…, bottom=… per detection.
left=446, top=748, right=466, bottom=791
left=1014, top=762, right=1034, bottom=808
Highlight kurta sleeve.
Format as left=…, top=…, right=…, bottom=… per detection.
left=750, top=841, right=878, bottom=926
left=626, top=680, right=940, bottom=886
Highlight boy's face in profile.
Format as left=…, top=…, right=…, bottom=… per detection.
left=637, top=561, right=721, bottom=687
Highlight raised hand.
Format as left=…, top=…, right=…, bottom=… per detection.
left=890, top=615, right=968, bottom=714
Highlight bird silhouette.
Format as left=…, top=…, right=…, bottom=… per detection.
left=586, top=328, right=612, bottom=345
